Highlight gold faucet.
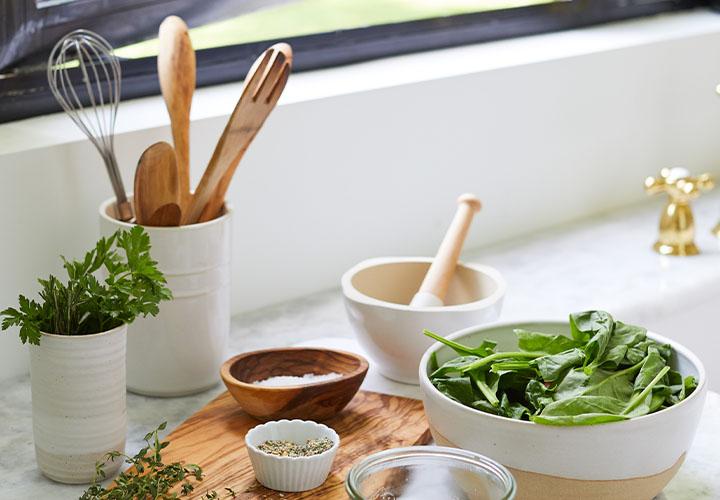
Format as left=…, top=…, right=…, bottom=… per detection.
left=644, top=167, right=714, bottom=256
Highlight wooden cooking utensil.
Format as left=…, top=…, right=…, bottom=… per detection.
left=183, top=43, right=293, bottom=224
left=133, top=141, right=181, bottom=226
left=146, top=202, right=182, bottom=227
left=410, top=194, right=482, bottom=307
left=158, top=15, right=195, bottom=210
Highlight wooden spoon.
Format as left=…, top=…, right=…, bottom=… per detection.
left=146, top=202, right=182, bottom=227
left=133, top=142, right=181, bottom=226
left=410, top=194, right=482, bottom=307
left=183, top=43, right=293, bottom=224
left=158, top=15, right=195, bottom=211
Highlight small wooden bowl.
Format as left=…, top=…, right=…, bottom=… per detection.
left=220, top=347, right=369, bottom=421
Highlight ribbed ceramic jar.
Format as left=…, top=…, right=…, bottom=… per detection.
left=99, top=197, right=232, bottom=396
left=30, top=325, right=127, bottom=484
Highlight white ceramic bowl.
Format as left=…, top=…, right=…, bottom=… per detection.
left=419, top=320, right=707, bottom=500
left=245, top=419, right=340, bottom=492
left=341, top=257, right=505, bottom=384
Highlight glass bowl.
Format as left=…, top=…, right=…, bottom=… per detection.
left=345, top=446, right=516, bottom=500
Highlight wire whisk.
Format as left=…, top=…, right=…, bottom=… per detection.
left=47, top=29, right=133, bottom=221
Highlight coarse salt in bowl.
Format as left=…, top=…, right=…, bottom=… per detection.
left=245, top=419, right=340, bottom=492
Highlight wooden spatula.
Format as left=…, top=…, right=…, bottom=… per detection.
left=134, top=141, right=182, bottom=226
left=410, top=194, right=482, bottom=307
left=183, top=43, right=293, bottom=224
left=158, top=15, right=195, bottom=212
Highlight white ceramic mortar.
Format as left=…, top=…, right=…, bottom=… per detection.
left=341, top=257, right=506, bottom=384
left=99, top=197, right=232, bottom=396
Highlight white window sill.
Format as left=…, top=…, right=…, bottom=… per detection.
left=1, top=8, right=719, bottom=156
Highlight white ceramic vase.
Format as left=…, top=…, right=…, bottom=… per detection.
left=99, top=197, right=232, bottom=396
left=30, top=325, right=127, bottom=484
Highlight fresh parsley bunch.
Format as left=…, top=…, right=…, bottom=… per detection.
left=1, top=226, right=172, bottom=345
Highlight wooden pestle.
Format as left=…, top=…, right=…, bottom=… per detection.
left=410, top=194, right=482, bottom=307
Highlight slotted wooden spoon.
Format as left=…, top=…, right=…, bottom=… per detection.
left=134, top=141, right=182, bottom=226
left=183, top=43, right=293, bottom=224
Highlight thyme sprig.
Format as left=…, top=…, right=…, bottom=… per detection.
left=80, top=422, right=237, bottom=500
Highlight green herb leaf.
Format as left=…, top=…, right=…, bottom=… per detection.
left=1, top=227, right=171, bottom=344
left=424, top=329, right=496, bottom=357
left=531, top=348, right=585, bottom=383
left=569, top=310, right=614, bottom=371
left=433, top=377, right=477, bottom=406
left=514, top=329, right=581, bottom=354
left=431, top=355, right=481, bottom=378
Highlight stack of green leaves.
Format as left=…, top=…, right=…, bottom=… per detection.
left=426, top=311, right=698, bottom=426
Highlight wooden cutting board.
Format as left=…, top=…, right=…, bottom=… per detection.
left=161, top=390, right=431, bottom=499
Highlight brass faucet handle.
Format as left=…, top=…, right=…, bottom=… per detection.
left=644, top=167, right=714, bottom=202
left=645, top=167, right=713, bottom=256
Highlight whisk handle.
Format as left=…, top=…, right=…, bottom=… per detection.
left=104, top=153, right=133, bottom=221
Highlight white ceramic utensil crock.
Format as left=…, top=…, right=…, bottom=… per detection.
left=99, top=197, right=232, bottom=396
left=419, top=321, right=707, bottom=500
left=30, top=325, right=127, bottom=484
left=341, top=257, right=505, bottom=384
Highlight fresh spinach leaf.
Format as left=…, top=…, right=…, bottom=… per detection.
left=533, top=395, right=628, bottom=425
left=433, top=377, right=476, bottom=406
left=424, top=329, right=497, bottom=357
left=608, top=321, right=646, bottom=348
left=623, top=366, right=671, bottom=416
left=461, top=351, right=544, bottom=373
left=531, top=412, right=629, bottom=426
left=531, top=348, right=585, bottom=382
left=525, top=379, right=554, bottom=412
left=431, top=356, right=480, bottom=378
left=500, top=393, right=532, bottom=420
left=514, top=329, right=581, bottom=354
left=569, top=310, right=613, bottom=372
left=470, top=370, right=500, bottom=407
left=633, top=350, right=666, bottom=392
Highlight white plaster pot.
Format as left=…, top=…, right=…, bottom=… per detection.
left=99, top=197, right=232, bottom=396
left=341, top=257, right=505, bottom=384
left=30, top=324, right=127, bottom=484
left=419, top=321, right=708, bottom=500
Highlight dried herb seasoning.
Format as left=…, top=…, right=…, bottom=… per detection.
left=258, top=437, right=334, bottom=457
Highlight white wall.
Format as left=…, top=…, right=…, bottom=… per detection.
left=2, top=10, right=720, bottom=379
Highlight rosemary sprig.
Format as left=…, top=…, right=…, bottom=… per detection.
left=80, top=422, right=237, bottom=500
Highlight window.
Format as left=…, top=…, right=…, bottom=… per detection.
left=0, top=0, right=706, bottom=123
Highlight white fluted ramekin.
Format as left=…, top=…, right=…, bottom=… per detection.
left=245, top=420, right=339, bottom=492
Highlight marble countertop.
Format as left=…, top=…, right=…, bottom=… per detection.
left=2, top=195, right=720, bottom=499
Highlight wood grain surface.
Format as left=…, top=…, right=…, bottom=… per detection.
left=161, top=390, right=430, bottom=499
left=221, top=348, right=368, bottom=421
